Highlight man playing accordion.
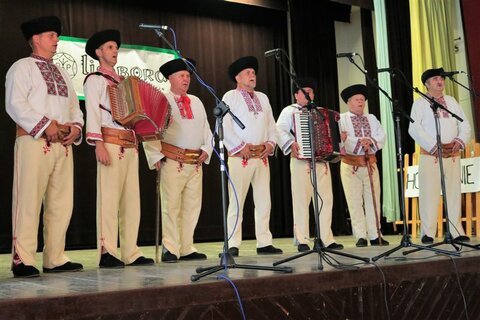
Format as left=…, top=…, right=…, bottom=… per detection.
left=276, top=78, right=344, bottom=252
left=84, top=29, right=153, bottom=268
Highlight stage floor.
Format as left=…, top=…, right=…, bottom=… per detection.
left=1, top=235, right=479, bottom=319
left=1, top=235, right=479, bottom=298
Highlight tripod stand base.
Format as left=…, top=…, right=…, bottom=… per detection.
left=402, top=232, right=478, bottom=256
left=371, top=234, right=461, bottom=261
left=273, top=239, right=370, bottom=270
left=191, top=252, right=293, bottom=282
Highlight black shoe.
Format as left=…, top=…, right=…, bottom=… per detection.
left=180, top=252, right=207, bottom=261
left=256, top=245, right=283, bottom=255
left=327, top=242, right=344, bottom=250
left=12, top=263, right=40, bottom=278
left=228, top=247, right=239, bottom=257
left=161, top=250, right=178, bottom=263
left=370, top=238, right=389, bottom=246
left=43, top=261, right=83, bottom=273
left=421, top=235, right=434, bottom=244
left=297, top=244, right=310, bottom=252
left=99, top=253, right=125, bottom=268
left=356, top=238, right=368, bottom=247
left=127, top=256, right=154, bottom=266
left=454, top=235, right=470, bottom=242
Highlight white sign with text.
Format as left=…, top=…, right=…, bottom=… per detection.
left=405, top=157, right=480, bottom=197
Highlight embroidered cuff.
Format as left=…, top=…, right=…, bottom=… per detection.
left=31, top=116, right=50, bottom=138
left=86, top=132, right=104, bottom=146
left=353, top=140, right=362, bottom=154
left=230, top=141, right=246, bottom=155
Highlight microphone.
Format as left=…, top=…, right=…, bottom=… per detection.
left=441, top=70, right=462, bottom=77
left=336, top=52, right=357, bottom=58
left=377, top=67, right=397, bottom=73
left=265, top=48, right=281, bottom=57
left=139, top=23, right=169, bottom=30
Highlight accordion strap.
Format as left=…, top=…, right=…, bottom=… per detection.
left=84, top=72, right=127, bottom=128
left=83, top=72, right=120, bottom=85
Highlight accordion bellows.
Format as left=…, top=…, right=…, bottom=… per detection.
left=293, top=108, right=342, bottom=162
left=108, top=76, right=171, bottom=141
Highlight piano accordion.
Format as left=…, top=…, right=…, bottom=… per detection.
left=108, top=76, right=171, bottom=141
left=292, top=108, right=342, bottom=162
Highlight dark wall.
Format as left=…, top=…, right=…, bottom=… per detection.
left=0, top=0, right=291, bottom=252
left=0, top=0, right=396, bottom=253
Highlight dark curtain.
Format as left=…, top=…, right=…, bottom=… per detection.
left=384, top=0, right=415, bottom=156
left=0, top=0, right=291, bottom=252
left=289, top=0, right=352, bottom=235
left=461, top=0, right=480, bottom=141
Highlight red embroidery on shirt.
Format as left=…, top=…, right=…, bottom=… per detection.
left=239, top=89, right=263, bottom=113
left=351, top=115, right=372, bottom=154
left=32, top=54, right=68, bottom=98
left=434, top=96, right=450, bottom=118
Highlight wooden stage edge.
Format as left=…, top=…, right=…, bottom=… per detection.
left=0, top=236, right=480, bottom=319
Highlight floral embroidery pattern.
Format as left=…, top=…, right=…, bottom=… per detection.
left=32, top=54, right=68, bottom=97
left=43, top=141, right=51, bottom=154
left=434, top=96, right=450, bottom=118
left=177, top=162, right=184, bottom=172
left=118, top=147, right=125, bottom=160
left=30, top=116, right=50, bottom=137
left=239, top=89, right=263, bottom=113
left=262, top=158, right=268, bottom=167
left=351, top=115, right=372, bottom=154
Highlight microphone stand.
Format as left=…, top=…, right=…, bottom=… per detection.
left=341, top=59, right=458, bottom=260
left=272, top=52, right=369, bottom=270
left=401, top=78, right=479, bottom=255
left=445, top=73, right=480, bottom=98
left=146, top=28, right=292, bottom=281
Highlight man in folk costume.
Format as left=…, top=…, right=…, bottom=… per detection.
left=222, top=56, right=283, bottom=257
left=6, top=16, right=84, bottom=277
left=339, top=84, right=389, bottom=247
left=408, top=68, right=471, bottom=244
left=143, top=58, right=213, bottom=263
left=84, top=29, right=153, bottom=268
left=276, top=78, right=344, bottom=252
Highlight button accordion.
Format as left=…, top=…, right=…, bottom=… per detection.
left=108, top=76, right=171, bottom=141
left=292, top=108, right=342, bottom=162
